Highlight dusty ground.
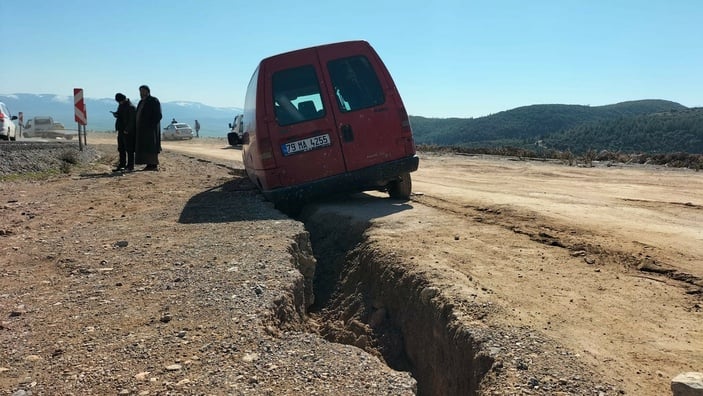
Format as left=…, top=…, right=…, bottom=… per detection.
left=0, top=136, right=416, bottom=395
left=390, top=153, right=703, bottom=395
left=1, top=133, right=701, bottom=395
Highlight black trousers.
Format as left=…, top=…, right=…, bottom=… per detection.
left=117, top=132, right=136, bottom=168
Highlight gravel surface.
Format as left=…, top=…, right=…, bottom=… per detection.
left=3, top=139, right=670, bottom=395
left=0, top=143, right=416, bottom=395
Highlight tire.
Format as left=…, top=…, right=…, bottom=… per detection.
left=227, top=132, right=240, bottom=146
left=388, top=172, right=412, bottom=200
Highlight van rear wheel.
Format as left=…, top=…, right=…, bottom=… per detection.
left=388, top=172, right=412, bottom=200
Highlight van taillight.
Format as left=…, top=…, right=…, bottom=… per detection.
left=0, top=113, right=4, bottom=120
left=259, top=137, right=276, bottom=167
left=398, top=107, right=412, bottom=136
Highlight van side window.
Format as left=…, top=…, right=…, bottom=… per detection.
left=327, top=56, right=385, bottom=112
left=272, top=65, right=326, bottom=126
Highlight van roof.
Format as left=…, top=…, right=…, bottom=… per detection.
left=261, top=40, right=371, bottom=63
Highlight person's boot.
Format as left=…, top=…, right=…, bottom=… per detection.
left=113, top=152, right=127, bottom=172
left=125, top=152, right=135, bottom=172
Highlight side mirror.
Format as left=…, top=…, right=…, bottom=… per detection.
left=11, top=116, right=18, bottom=120
left=228, top=123, right=232, bottom=128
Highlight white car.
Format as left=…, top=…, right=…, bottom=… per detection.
left=162, top=122, right=194, bottom=140
left=0, top=102, right=18, bottom=141
left=23, top=116, right=76, bottom=140
left=227, top=114, right=244, bottom=145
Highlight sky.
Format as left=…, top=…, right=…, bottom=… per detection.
left=1, top=0, right=701, bottom=118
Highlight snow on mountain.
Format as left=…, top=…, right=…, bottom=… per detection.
left=0, top=93, right=243, bottom=136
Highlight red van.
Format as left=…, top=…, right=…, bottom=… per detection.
left=241, top=40, right=419, bottom=209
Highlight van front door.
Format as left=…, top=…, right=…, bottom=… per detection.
left=317, top=43, right=407, bottom=172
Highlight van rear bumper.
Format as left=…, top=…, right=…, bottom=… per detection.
left=262, top=155, right=420, bottom=205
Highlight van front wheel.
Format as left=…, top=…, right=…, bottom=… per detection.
left=388, top=172, right=412, bottom=200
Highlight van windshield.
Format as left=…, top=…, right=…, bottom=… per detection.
left=272, top=65, right=325, bottom=126
left=327, top=55, right=385, bottom=112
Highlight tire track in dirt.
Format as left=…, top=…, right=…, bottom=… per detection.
left=412, top=193, right=703, bottom=293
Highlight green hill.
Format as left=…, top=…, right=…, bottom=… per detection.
left=543, top=107, right=703, bottom=154
left=410, top=100, right=695, bottom=153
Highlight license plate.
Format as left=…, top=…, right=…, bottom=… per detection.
left=281, top=134, right=331, bottom=156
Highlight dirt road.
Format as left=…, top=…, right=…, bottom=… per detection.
left=405, top=154, right=702, bottom=395
left=144, top=134, right=702, bottom=395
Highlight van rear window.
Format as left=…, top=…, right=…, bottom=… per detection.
left=327, top=55, right=385, bottom=112
left=272, top=65, right=325, bottom=126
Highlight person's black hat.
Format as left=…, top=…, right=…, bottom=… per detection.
left=115, top=93, right=126, bottom=102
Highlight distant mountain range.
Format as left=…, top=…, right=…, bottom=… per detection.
left=0, top=93, right=243, bottom=137
left=410, top=100, right=703, bottom=154
left=3, top=94, right=700, bottom=154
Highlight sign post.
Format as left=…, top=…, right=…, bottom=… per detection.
left=18, top=112, right=23, bottom=136
left=74, top=88, right=87, bottom=150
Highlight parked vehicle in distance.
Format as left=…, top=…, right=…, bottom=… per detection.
left=0, top=102, right=18, bottom=141
left=162, top=122, right=194, bottom=140
left=241, top=40, right=418, bottom=211
left=227, top=114, right=244, bottom=145
left=23, top=116, right=76, bottom=140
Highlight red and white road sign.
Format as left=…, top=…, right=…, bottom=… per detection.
left=74, top=88, right=87, bottom=125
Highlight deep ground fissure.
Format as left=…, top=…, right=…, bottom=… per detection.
left=300, top=208, right=493, bottom=396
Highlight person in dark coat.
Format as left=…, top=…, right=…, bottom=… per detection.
left=135, top=85, right=162, bottom=171
left=112, top=93, right=137, bottom=172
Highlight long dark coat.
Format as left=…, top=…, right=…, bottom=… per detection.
left=135, top=95, right=162, bottom=157
left=116, top=100, right=136, bottom=152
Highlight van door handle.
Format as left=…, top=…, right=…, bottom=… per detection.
left=340, top=124, right=354, bottom=142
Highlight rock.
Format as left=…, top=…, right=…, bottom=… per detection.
left=420, top=286, right=439, bottom=303
left=242, top=353, right=259, bottom=363
left=672, top=372, right=703, bottom=396
left=165, top=364, right=182, bottom=371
